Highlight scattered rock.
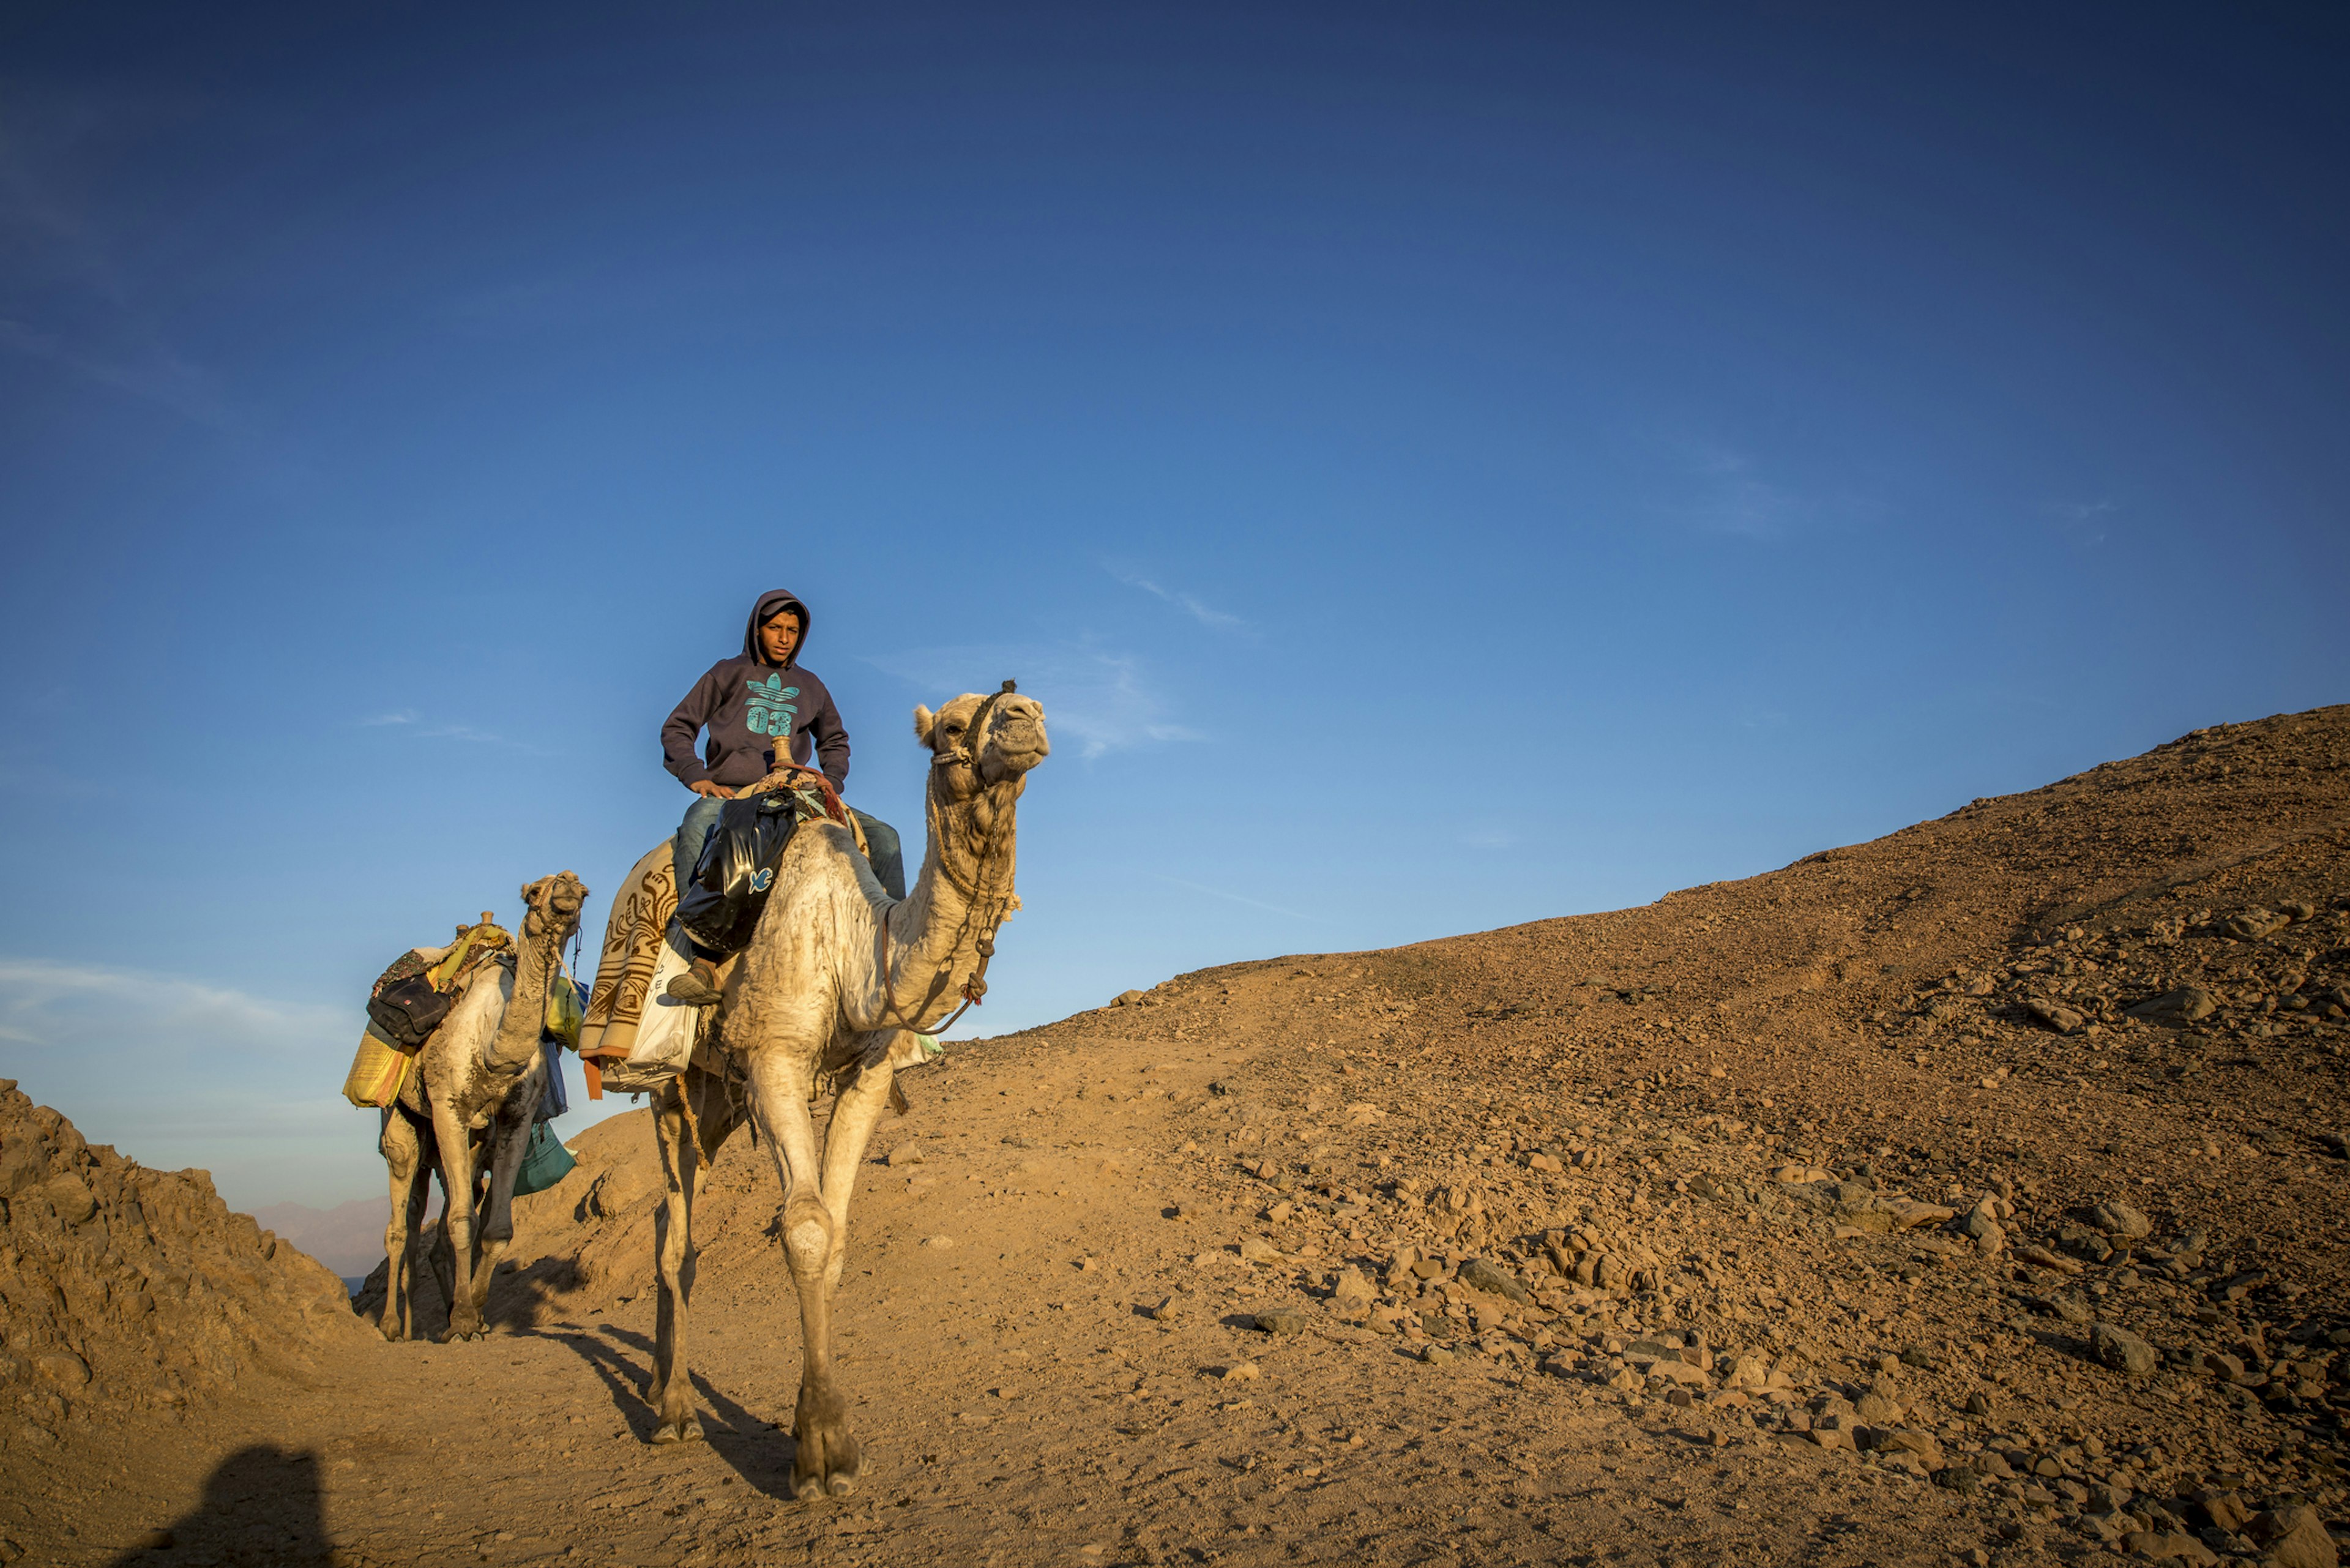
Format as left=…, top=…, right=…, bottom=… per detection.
left=1422, top=1345, right=1456, bottom=1367
left=1455, top=1258, right=1532, bottom=1304
left=884, top=1143, right=924, bottom=1167
left=1327, top=1266, right=1375, bottom=1318
left=1238, top=1236, right=1280, bottom=1265
left=1854, top=1381, right=1904, bottom=1424
left=2120, top=1531, right=2218, bottom=1566
left=2017, top=1244, right=2084, bottom=1275
left=1111, top=990, right=1147, bottom=1007
left=2219, top=909, right=2289, bottom=941
left=1142, top=1296, right=1180, bottom=1321
left=2026, top=1001, right=2087, bottom=1035
left=1218, top=1361, right=1259, bottom=1381
left=1253, top=1310, right=1309, bottom=1335
left=919, top=1235, right=957, bottom=1249
left=2089, top=1201, right=2154, bottom=1240
left=2248, top=1506, right=2339, bottom=1568
left=2127, top=987, right=2217, bottom=1025
left=2090, top=1323, right=2158, bottom=1376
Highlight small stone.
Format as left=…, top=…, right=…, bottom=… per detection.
left=919, top=1234, right=956, bottom=1249
left=1422, top=1345, right=1455, bottom=1366
left=1455, top=1258, right=1533, bottom=1305
left=1143, top=1296, right=1180, bottom=1321
left=1254, top=1310, right=1309, bottom=1335
left=2126, top=987, right=2217, bottom=1025
left=884, top=1143, right=924, bottom=1167
left=1855, top=1385, right=1904, bottom=1424
left=32, top=1352, right=89, bottom=1388
left=2193, top=1490, right=2253, bottom=1534
left=1238, top=1237, right=1280, bottom=1265
left=1328, top=1266, right=1375, bottom=1318
left=1220, top=1361, right=1260, bottom=1381
left=2027, top=1001, right=2087, bottom=1035
left=2090, top=1323, right=2158, bottom=1376
left=1874, top=1428, right=1943, bottom=1468
left=2089, top=1201, right=2154, bottom=1239
left=2121, top=1531, right=2220, bottom=1565
left=2218, top=909, right=2289, bottom=941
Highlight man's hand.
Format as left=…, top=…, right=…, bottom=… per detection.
left=688, top=780, right=732, bottom=800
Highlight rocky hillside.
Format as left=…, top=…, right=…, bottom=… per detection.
left=0, top=1080, right=367, bottom=1453
left=303, top=703, right=2350, bottom=1568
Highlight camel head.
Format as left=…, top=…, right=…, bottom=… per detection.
left=912, top=684, right=1051, bottom=791
left=518, top=870, right=589, bottom=946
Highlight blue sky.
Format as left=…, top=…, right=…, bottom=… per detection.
left=2, top=2, right=2344, bottom=1209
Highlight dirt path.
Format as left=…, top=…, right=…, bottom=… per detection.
left=17, top=1022, right=1997, bottom=1568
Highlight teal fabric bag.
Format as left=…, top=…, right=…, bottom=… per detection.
left=513, top=1122, right=577, bottom=1197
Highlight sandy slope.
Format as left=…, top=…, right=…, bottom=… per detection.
left=6, top=704, right=2348, bottom=1568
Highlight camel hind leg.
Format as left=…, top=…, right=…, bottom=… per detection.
left=648, top=1066, right=739, bottom=1444
left=376, top=1108, right=431, bottom=1343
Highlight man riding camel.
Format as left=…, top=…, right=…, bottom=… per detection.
left=658, top=588, right=903, bottom=1005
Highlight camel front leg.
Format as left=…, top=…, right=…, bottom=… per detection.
left=648, top=1073, right=705, bottom=1444
left=430, top=1101, right=487, bottom=1341
left=465, top=1103, right=536, bottom=1330
left=746, top=1052, right=863, bottom=1500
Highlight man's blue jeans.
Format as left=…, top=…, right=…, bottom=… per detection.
left=673, top=795, right=906, bottom=905
left=673, top=793, right=729, bottom=902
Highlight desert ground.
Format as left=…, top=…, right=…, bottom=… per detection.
left=3, top=704, right=2348, bottom=1567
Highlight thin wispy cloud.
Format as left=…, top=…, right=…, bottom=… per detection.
left=0, top=958, right=341, bottom=1056
left=1149, top=874, right=1317, bottom=922
left=357, top=711, right=539, bottom=750
left=0, top=957, right=378, bottom=1207
left=1106, top=566, right=1247, bottom=631
left=865, top=641, right=1204, bottom=761
left=0, top=318, right=233, bottom=428
left=2045, top=499, right=2116, bottom=546
left=1678, top=447, right=1800, bottom=541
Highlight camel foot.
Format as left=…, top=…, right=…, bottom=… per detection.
left=791, top=1384, right=862, bottom=1502
left=651, top=1416, right=704, bottom=1445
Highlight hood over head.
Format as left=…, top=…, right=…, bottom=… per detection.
left=744, top=589, right=811, bottom=668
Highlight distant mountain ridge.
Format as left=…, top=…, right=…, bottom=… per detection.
left=255, top=1195, right=427, bottom=1280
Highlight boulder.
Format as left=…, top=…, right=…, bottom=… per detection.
left=2091, top=1323, right=2159, bottom=1376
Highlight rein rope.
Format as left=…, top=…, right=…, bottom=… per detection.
left=870, top=681, right=1022, bottom=1036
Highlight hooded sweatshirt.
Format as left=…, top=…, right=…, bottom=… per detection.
left=661, top=589, right=851, bottom=793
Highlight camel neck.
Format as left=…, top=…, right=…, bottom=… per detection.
left=879, top=773, right=1019, bottom=1029
left=485, top=928, right=558, bottom=1073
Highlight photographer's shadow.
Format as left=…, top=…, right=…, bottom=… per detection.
left=108, top=1444, right=331, bottom=1565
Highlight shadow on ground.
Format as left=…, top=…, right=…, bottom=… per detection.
left=106, top=1445, right=332, bottom=1566
left=537, top=1323, right=802, bottom=1502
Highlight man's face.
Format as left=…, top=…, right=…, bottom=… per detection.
left=759, top=611, right=802, bottom=664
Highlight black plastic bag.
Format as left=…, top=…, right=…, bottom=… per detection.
left=676, top=794, right=800, bottom=956
left=367, top=974, right=452, bottom=1050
